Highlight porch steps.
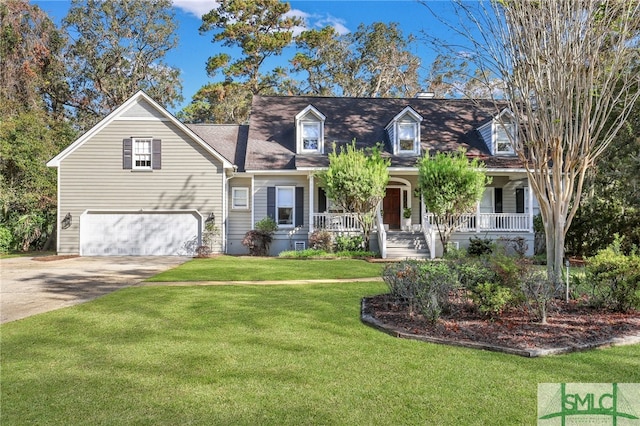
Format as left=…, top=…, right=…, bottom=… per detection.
left=385, top=231, right=431, bottom=260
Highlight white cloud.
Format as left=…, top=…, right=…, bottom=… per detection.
left=172, top=0, right=218, bottom=18
left=171, top=2, right=351, bottom=37
left=315, top=15, right=349, bottom=35
left=286, top=8, right=311, bottom=21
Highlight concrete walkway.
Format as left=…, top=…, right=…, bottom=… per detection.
left=1, top=256, right=189, bottom=324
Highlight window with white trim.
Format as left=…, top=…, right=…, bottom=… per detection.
left=494, top=119, right=516, bottom=155
left=385, top=107, right=422, bottom=155
left=133, top=138, right=152, bottom=169
left=276, top=186, right=294, bottom=226
left=398, top=121, right=418, bottom=153
left=295, top=105, right=325, bottom=154
left=301, top=121, right=320, bottom=151
left=232, top=187, right=249, bottom=209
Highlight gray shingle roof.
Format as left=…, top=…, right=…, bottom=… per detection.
left=245, top=95, right=523, bottom=170
left=186, top=96, right=524, bottom=172
left=186, top=124, right=248, bottom=171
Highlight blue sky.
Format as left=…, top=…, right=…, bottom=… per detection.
left=32, top=0, right=461, bottom=113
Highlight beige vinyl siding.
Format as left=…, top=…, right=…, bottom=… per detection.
left=253, top=176, right=309, bottom=255
left=226, top=177, right=253, bottom=255
left=58, top=120, right=224, bottom=254
left=119, top=98, right=166, bottom=119
left=502, top=180, right=520, bottom=213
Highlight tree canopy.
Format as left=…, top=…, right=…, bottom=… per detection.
left=63, top=0, right=182, bottom=130
left=416, top=149, right=490, bottom=254
left=293, top=22, right=421, bottom=97
left=1, top=0, right=183, bottom=251
left=182, top=0, right=423, bottom=123
left=317, top=141, right=390, bottom=249
left=0, top=1, right=76, bottom=252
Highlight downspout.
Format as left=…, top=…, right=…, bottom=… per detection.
left=56, top=165, right=61, bottom=254
left=223, top=165, right=238, bottom=253
left=308, top=173, right=314, bottom=234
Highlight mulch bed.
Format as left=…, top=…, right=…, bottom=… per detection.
left=362, top=292, right=640, bottom=356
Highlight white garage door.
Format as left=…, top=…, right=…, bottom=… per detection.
left=80, top=211, right=201, bottom=256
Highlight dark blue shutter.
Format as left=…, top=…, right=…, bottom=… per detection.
left=318, top=187, right=327, bottom=213
left=267, top=187, right=276, bottom=221
left=295, top=187, right=304, bottom=226
left=152, top=139, right=161, bottom=169
left=123, top=138, right=132, bottom=169
left=494, top=188, right=503, bottom=213
left=516, top=188, right=525, bottom=213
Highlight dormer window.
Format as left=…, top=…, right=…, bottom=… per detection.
left=493, top=111, right=517, bottom=155
left=301, top=121, right=320, bottom=151
left=398, top=122, right=418, bottom=152
left=295, top=105, right=325, bottom=154
left=386, top=106, right=423, bottom=155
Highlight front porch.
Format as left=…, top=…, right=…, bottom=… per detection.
left=306, top=172, right=537, bottom=259
left=310, top=211, right=534, bottom=259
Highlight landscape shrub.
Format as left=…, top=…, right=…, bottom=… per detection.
left=382, top=260, right=456, bottom=323
left=469, top=282, right=513, bottom=317
left=467, top=236, right=494, bottom=256
left=520, top=268, right=554, bottom=323
left=489, top=253, right=523, bottom=292
left=309, top=230, right=333, bottom=251
left=278, top=248, right=376, bottom=259
left=0, top=225, right=12, bottom=253
left=585, top=241, right=640, bottom=312
left=333, top=250, right=376, bottom=258
left=335, top=234, right=363, bottom=252
left=255, top=217, right=278, bottom=233
left=446, top=257, right=495, bottom=289
left=195, top=245, right=212, bottom=258
left=447, top=253, right=530, bottom=316
left=278, top=249, right=329, bottom=258
left=498, top=236, right=528, bottom=258
left=242, top=217, right=278, bottom=256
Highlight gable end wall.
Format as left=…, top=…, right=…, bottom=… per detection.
left=57, top=120, right=224, bottom=254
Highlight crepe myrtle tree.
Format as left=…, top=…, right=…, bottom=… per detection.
left=316, top=141, right=390, bottom=250
left=417, top=149, right=490, bottom=255
left=423, top=0, right=640, bottom=285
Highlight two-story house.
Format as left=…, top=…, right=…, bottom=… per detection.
left=47, top=91, right=538, bottom=258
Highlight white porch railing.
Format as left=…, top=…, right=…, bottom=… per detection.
left=375, top=208, right=387, bottom=259
left=421, top=222, right=437, bottom=259
left=312, top=213, right=361, bottom=232
left=424, top=213, right=531, bottom=233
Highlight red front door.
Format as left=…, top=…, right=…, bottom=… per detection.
left=383, top=188, right=401, bottom=229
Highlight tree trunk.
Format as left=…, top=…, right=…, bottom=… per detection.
left=544, top=201, right=566, bottom=292
left=43, top=223, right=57, bottom=252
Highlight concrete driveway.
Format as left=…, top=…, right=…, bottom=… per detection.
left=0, top=256, right=189, bottom=324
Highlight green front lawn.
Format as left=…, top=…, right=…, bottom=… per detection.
left=2, top=281, right=638, bottom=425
left=147, top=255, right=384, bottom=282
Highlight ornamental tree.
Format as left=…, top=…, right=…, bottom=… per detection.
left=417, top=149, right=490, bottom=254
left=425, top=0, right=640, bottom=285
left=317, top=141, right=390, bottom=250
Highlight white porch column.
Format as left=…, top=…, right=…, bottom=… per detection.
left=308, top=173, right=314, bottom=233
left=476, top=201, right=481, bottom=233
left=528, top=183, right=534, bottom=233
